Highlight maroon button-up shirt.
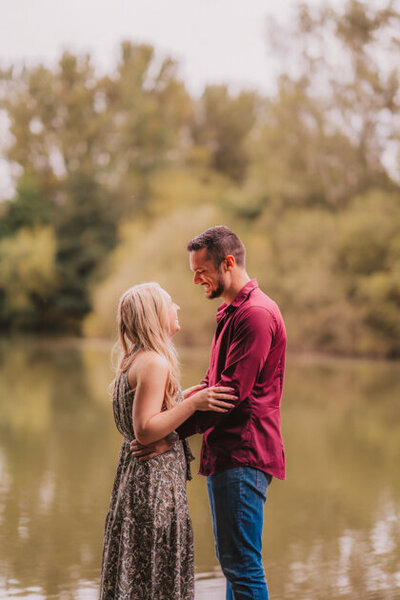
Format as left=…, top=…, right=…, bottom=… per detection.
left=178, top=279, right=286, bottom=479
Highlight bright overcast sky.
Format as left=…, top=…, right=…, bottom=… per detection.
left=0, top=0, right=334, bottom=95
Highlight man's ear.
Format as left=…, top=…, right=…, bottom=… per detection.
left=224, top=255, right=235, bottom=271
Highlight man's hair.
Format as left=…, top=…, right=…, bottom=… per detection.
left=187, top=226, right=246, bottom=268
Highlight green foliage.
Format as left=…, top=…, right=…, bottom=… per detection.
left=0, top=174, right=55, bottom=238
left=191, top=86, right=258, bottom=183
left=261, top=0, right=400, bottom=209
left=84, top=205, right=226, bottom=344
left=51, top=173, right=118, bottom=331
left=0, top=3, right=399, bottom=356
left=336, top=191, right=400, bottom=356
left=247, top=207, right=358, bottom=353
left=337, top=192, right=398, bottom=277
left=0, top=226, right=57, bottom=328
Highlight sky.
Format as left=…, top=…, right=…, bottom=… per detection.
left=0, top=0, right=330, bottom=95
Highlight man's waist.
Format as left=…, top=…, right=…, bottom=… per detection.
left=202, top=409, right=282, bottom=442
left=198, top=450, right=285, bottom=480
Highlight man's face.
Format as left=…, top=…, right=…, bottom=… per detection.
left=189, top=248, right=226, bottom=299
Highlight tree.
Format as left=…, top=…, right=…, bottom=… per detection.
left=0, top=174, right=54, bottom=238
left=50, top=173, right=118, bottom=331
left=253, top=0, right=400, bottom=209
left=99, top=42, right=193, bottom=214
left=191, top=86, right=258, bottom=183
left=0, top=226, right=57, bottom=329
left=0, top=42, right=193, bottom=331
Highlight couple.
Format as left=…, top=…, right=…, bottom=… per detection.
left=99, top=226, right=286, bottom=600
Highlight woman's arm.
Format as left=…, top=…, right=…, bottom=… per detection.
left=131, top=352, right=235, bottom=445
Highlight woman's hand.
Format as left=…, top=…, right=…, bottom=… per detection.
left=182, top=383, right=206, bottom=399
left=188, top=385, right=237, bottom=413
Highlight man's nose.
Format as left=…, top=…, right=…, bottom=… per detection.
left=193, top=272, right=201, bottom=284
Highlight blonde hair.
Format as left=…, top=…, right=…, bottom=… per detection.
left=115, top=282, right=180, bottom=409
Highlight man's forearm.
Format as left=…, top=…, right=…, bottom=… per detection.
left=176, top=413, right=199, bottom=439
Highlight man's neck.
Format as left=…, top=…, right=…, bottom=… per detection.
left=222, top=273, right=251, bottom=305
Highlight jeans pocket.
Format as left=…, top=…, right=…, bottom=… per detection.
left=256, top=469, right=272, bottom=497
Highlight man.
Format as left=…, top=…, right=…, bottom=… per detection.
left=132, top=226, right=286, bottom=600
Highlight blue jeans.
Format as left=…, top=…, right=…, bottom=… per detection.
left=207, top=467, right=272, bottom=600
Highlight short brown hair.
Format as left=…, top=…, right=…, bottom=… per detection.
left=187, top=226, right=246, bottom=268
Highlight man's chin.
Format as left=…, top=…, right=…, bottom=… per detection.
left=202, top=284, right=223, bottom=299
left=209, top=289, right=223, bottom=300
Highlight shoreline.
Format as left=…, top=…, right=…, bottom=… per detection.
left=0, top=333, right=398, bottom=364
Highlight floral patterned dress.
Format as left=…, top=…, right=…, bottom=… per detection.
left=99, top=370, right=195, bottom=600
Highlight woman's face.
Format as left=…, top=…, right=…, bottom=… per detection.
left=166, top=294, right=180, bottom=336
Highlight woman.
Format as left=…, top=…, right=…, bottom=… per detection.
left=99, top=282, right=236, bottom=600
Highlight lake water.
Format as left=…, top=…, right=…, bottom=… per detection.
left=0, top=337, right=399, bottom=600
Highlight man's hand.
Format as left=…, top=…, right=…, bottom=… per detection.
left=130, top=437, right=173, bottom=461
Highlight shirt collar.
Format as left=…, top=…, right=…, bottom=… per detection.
left=216, top=279, right=258, bottom=322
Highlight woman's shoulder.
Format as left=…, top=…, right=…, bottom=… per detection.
left=128, top=351, right=169, bottom=381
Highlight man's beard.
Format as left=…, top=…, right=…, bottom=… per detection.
left=208, top=271, right=225, bottom=299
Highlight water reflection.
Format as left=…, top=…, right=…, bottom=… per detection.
left=0, top=339, right=399, bottom=599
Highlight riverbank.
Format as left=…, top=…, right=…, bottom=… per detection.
left=1, top=334, right=398, bottom=365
